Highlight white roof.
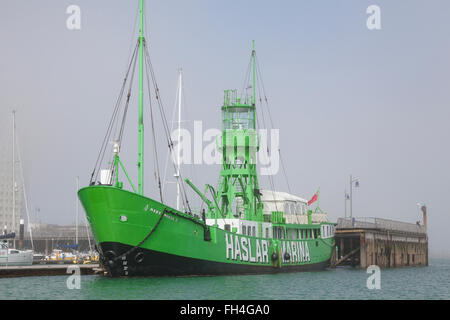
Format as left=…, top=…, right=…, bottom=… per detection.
left=260, top=189, right=307, bottom=204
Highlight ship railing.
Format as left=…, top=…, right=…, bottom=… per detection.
left=224, top=89, right=238, bottom=106
left=311, top=213, right=328, bottom=223
left=336, top=217, right=426, bottom=234
left=283, top=213, right=328, bottom=224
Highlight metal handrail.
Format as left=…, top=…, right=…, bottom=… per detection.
left=336, top=217, right=426, bottom=234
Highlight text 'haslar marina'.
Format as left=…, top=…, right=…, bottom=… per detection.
left=225, top=234, right=311, bottom=263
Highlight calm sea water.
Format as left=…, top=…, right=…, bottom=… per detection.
left=1, top=258, right=449, bottom=300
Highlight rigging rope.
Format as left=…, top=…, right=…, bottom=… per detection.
left=108, top=41, right=139, bottom=183
left=255, top=53, right=292, bottom=195
left=143, top=40, right=164, bottom=203
left=143, top=41, right=192, bottom=214
left=161, top=79, right=180, bottom=195
left=110, top=206, right=209, bottom=264
left=250, top=53, right=279, bottom=212
left=90, top=40, right=140, bottom=185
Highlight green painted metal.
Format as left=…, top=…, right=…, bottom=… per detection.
left=78, top=186, right=334, bottom=269
left=78, top=5, right=335, bottom=275
left=115, top=154, right=137, bottom=193
left=185, top=178, right=214, bottom=214
left=209, top=44, right=262, bottom=223
left=138, top=0, right=144, bottom=195
left=314, top=187, right=324, bottom=213
left=252, top=40, right=256, bottom=129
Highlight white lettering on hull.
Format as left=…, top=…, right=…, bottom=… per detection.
left=225, top=235, right=312, bottom=264
left=225, top=233, right=233, bottom=260
left=241, top=237, right=249, bottom=261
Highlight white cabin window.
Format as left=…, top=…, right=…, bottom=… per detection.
left=278, top=228, right=283, bottom=239
left=297, top=204, right=301, bottom=214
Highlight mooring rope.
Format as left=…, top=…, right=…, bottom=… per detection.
left=112, top=208, right=167, bottom=262
left=111, top=208, right=208, bottom=263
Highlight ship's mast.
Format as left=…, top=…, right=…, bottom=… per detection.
left=138, top=0, right=144, bottom=195
left=251, top=40, right=256, bottom=129
left=252, top=40, right=256, bottom=106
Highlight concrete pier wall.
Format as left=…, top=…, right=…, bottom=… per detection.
left=335, top=218, right=428, bottom=268
left=361, top=231, right=428, bottom=268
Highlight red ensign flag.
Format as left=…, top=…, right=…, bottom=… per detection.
left=308, top=193, right=318, bottom=206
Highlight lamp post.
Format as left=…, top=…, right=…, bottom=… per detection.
left=349, top=175, right=359, bottom=218
left=344, top=190, right=347, bottom=218
left=344, top=190, right=350, bottom=218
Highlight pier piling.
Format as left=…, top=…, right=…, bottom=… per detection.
left=333, top=217, right=428, bottom=268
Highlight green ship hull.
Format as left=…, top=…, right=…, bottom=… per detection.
left=80, top=0, right=335, bottom=277
left=79, top=186, right=334, bottom=276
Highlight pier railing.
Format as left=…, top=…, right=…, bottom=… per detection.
left=337, top=217, right=426, bottom=234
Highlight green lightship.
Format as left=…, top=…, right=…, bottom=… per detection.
left=78, top=0, right=335, bottom=277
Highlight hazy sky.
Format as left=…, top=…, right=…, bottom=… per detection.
left=1, top=1, right=449, bottom=254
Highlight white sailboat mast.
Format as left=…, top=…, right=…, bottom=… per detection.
left=12, top=111, right=15, bottom=237
left=16, top=128, right=34, bottom=250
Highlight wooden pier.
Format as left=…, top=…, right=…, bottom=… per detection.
left=332, top=217, right=428, bottom=268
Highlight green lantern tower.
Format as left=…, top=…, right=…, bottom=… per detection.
left=212, top=41, right=263, bottom=222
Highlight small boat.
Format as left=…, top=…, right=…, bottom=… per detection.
left=0, top=240, right=33, bottom=266
left=32, top=253, right=46, bottom=264
left=45, top=249, right=77, bottom=263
